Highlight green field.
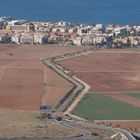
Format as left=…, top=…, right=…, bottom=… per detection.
left=126, top=93, right=140, bottom=99
left=72, top=93, right=140, bottom=120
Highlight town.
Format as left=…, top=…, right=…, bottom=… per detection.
left=0, top=17, right=140, bottom=48
left=0, top=16, right=140, bottom=140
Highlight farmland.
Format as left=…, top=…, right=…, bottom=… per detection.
left=0, top=109, right=78, bottom=138
left=0, top=44, right=88, bottom=138
left=0, top=44, right=87, bottom=111
left=126, top=93, right=140, bottom=99
left=73, top=93, right=140, bottom=120
left=59, top=50, right=140, bottom=130
left=59, top=51, right=140, bottom=108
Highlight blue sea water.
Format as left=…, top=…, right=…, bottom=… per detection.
left=0, top=0, right=140, bottom=24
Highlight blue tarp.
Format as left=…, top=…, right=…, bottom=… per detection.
left=40, top=105, right=52, bottom=110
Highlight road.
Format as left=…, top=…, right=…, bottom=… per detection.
left=43, top=58, right=84, bottom=113
left=42, top=47, right=137, bottom=140
left=1, top=137, right=100, bottom=140
left=43, top=47, right=97, bottom=114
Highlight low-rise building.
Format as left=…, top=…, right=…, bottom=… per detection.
left=11, top=33, right=21, bottom=44
left=128, top=36, right=140, bottom=46
left=0, top=21, right=5, bottom=29
left=6, top=23, right=34, bottom=32
left=20, top=33, right=34, bottom=44
left=68, top=28, right=77, bottom=34
left=114, top=37, right=129, bottom=44
left=82, top=36, right=93, bottom=45
left=52, top=28, right=60, bottom=32
left=0, top=33, right=11, bottom=43
left=34, top=33, right=48, bottom=44
left=73, top=36, right=82, bottom=46
left=59, top=27, right=68, bottom=33
left=58, top=21, right=68, bottom=27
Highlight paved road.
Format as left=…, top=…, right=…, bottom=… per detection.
left=0, top=137, right=95, bottom=140
left=43, top=48, right=137, bottom=140
left=43, top=47, right=97, bottom=113
left=0, top=137, right=94, bottom=140
left=43, top=58, right=84, bottom=114
left=94, top=124, right=136, bottom=140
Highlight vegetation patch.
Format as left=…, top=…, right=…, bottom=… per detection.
left=126, top=93, right=140, bottom=99
left=72, top=93, right=140, bottom=120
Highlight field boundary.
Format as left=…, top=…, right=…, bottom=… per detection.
left=42, top=48, right=137, bottom=140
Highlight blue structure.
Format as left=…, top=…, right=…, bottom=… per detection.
left=40, top=105, right=52, bottom=110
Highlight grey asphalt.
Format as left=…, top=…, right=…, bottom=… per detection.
left=43, top=58, right=84, bottom=113
left=43, top=48, right=137, bottom=140
left=0, top=137, right=102, bottom=140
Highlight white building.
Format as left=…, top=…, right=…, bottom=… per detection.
left=95, top=24, right=104, bottom=30
left=82, top=36, right=93, bottom=45
left=58, top=21, right=68, bottom=27
left=68, top=28, right=77, bottom=34
left=20, top=33, right=34, bottom=44
left=11, top=33, right=21, bottom=44
left=59, top=27, right=68, bottom=33
left=52, top=28, right=60, bottom=32
left=34, top=33, right=48, bottom=44
left=73, top=37, right=82, bottom=46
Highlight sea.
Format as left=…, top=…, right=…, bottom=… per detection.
left=0, top=0, right=140, bottom=24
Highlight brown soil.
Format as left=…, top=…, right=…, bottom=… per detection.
left=97, top=120, right=140, bottom=132
left=42, top=67, right=73, bottom=105
left=59, top=50, right=140, bottom=129
left=0, top=44, right=86, bottom=111
left=103, top=92, right=140, bottom=107
left=0, top=67, right=43, bottom=110
left=0, top=109, right=78, bottom=138
left=59, top=52, right=140, bottom=72
left=59, top=51, right=140, bottom=100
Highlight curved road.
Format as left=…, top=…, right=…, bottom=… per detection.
left=43, top=47, right=136, bottom=140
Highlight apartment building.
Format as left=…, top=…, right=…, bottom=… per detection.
left=20, top=33, right=34, bottom=44
left=34, top=33, right=48, bottom=44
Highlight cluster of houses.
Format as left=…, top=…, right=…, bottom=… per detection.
left=0, top=17, right=140, bottom=48
left=11, top=33, right=48, bottom=44
left=72, top=24, right=140, bottom=48
left=0, top=32, right=48, bottom=44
